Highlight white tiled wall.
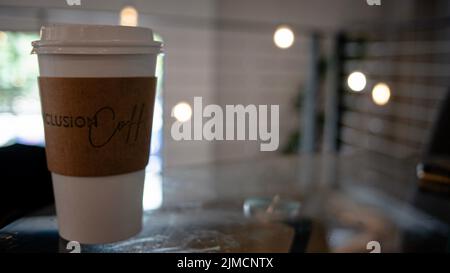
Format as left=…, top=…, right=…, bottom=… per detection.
left=213, top=0, right=416, bottom=161
left=0, top=0, right=427, bottom=166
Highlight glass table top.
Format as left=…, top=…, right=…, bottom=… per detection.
left=1, top=152, right=449, bottom=253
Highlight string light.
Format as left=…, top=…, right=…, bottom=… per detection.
left=172, top=102, right=192, bottom=122
left=273, top=25, right=295, bottom=49
left=347, top=71, right=367, bottom=92
left=120, top=6, right=138, bottom=27
left=372, top=83, right=391, bottom=106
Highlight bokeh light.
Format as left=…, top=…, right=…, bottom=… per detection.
left=347, top=71, right=367, bottom=92
left=172, top=102, right=192, bottom=122
left=120, top=6, right=138, bottom=27
left=273, top=25, right=295, bottom=49
left=372, top=83, right=391, bottom=106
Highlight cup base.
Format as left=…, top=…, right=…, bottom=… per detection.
left=52, top=170, right=145, bottom=244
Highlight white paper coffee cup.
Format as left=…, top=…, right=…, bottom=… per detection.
left=32, top=24, right=162, bottom=244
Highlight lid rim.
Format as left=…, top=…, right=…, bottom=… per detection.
left=32, top=40, right=162, bottom=47
left=33, top=24, right=163, bottom=55
left=32, top=46, right=163, bottom=55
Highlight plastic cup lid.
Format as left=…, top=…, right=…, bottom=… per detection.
left=32, top=24, right=163, bottom=55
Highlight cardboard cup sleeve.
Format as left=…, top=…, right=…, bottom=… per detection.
left=39, top=77, right=157, bottom=177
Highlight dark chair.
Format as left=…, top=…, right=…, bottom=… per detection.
left=418, top=89, right=450, bottom=192
left=0, top=144, right=54, bottom=228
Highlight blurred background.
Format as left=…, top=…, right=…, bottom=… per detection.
left=1, top=0, right=450, bottom=252
left=0, top=0, right=448, bottom=167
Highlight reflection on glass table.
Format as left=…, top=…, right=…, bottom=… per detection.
left=1, top=153, right=449, bottom=253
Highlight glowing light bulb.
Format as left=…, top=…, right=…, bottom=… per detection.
left=372, top=83, right=391, bottom=106
left=347, top=71, right=367, bottom=92
left=273, top=26, right=295, bottom=49
left=120, top=6, right=138, bottom=27
left=172, top=102, right=192, bottom=122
